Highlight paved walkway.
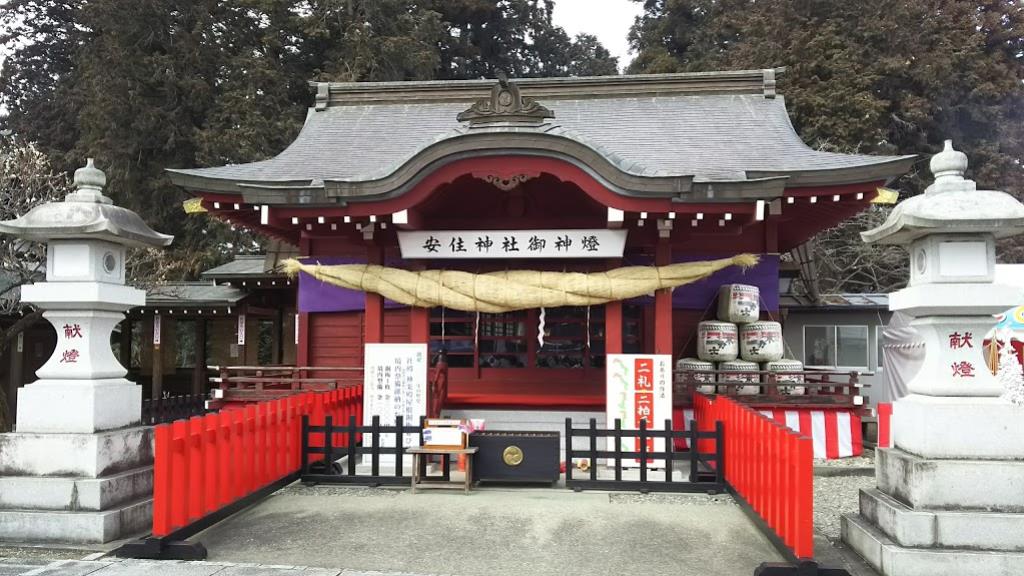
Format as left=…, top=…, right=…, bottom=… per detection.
left=194, top=484, right=781, bottom=576
left=1, top=558, right=440, bottom=575
left=0, top=485, right=786, bottom=576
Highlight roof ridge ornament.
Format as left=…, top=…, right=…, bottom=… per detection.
left=68, top=158, right=113, bottom=205
left=928, top=139, right=969, bottom=188
left=457, top=72, right=554, bottom=126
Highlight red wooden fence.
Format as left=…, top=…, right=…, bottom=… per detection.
left=693, top=393, right=814, bottom=559
left=876, top=402, right=892, bottom=449
left=151, top=386, right=363, bottom=538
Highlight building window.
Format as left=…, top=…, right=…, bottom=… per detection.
left=803, top=325, right=869, bottom=369
left=428, top=305, right=630, bottom=370
left=479, top=311, right=528, bottom=368
left=876, top=326, right=885, bottom=371
left=429, top=309, right=476, bottom=368
left=537, top=306, right=602, bottom=369
left=175, top=320, right=197, bottom=369
left=257, top=320, right=276, bottom=366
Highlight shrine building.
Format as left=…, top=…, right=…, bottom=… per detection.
left=168, top=70, right=912, bottom=418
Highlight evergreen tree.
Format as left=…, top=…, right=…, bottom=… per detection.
left=629, top=0, right=1024, bottom=291
left=0, top=0, right=619, bottom=277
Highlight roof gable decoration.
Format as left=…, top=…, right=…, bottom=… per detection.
left=456, top=73, right=554, bottom=126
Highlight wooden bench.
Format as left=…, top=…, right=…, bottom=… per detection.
left=409, top=447, right=479, bottom=494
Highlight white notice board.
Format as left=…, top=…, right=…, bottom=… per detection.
left=606, top=354, right=673, bottom=468
left=363, top=343, right=428, bottom=462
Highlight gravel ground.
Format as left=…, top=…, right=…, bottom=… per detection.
left=282, top=484, right=401, bottom=498
left=814, top=468, right=875, bottom=540
left=0, top=547, right=88, bottom=562
left=815, top=448, right=875, bottom=469
left=609, top=493, right=734, bottom=506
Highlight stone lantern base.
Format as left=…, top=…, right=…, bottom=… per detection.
left=0, top=421, right=154, bottom=544
left=842, top=395, right=1024, bottom=576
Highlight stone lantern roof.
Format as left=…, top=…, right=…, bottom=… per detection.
left=0, top=159, right=173, bottom=248
left=862, top=140, right=1024, bottom=245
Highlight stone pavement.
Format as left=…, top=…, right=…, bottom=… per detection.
left=0, top=558, right=441, bottom=576
left=194, top=484, right=781, bottom=576
left=1, top=485, right=786, bottom=576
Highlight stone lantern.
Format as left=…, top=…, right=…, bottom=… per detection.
left=843, top=141, right=1024, bottom=574
left=0, top=159, right=172, bottom=543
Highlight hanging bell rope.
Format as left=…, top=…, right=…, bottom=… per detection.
left=282, top=254, right=759, bottom=314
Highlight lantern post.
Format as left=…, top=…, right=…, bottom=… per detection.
left=843, top=141, right=1024, bottom=574
left=0, top=159, right=172, bottom=543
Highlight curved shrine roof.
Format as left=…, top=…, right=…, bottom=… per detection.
left=168, top=70, right=914, bottom=205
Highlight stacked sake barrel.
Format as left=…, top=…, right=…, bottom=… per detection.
left=687, top=283, right=801, bottom=394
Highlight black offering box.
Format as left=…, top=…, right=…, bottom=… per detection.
left=469, top=430, right=560, bottom=484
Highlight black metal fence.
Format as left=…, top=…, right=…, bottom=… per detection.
left=300, top=415, right=450, bottom=486
left=142, top=394, right=210, bottom=425
left=564, top=418, right=725, bottom=493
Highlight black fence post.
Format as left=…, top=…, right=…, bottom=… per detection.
left=715, top=420, right=725, bottom=486
left=564, top=418, right=573, bottom=484
left=639, top=419, right=648, bottom=484
left=418, top=416, right=427, bottom=480
left=347, top=415, right=357, bottom=476
left=324, top=416, right=334, bottom=472
left=395, top=416, right=405, bottom=478
left=614, top=419, right=622, bottom=482
left=689, top=419, right=699, bottom=483
left=664, top=418, right=673, bottom=483
left=588, top=418, right=598, bottom=481
left=370, top=416, right=380, bottom=477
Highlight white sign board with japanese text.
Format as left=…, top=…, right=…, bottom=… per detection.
left=606, top=354, right=673, bottom=468
left=363, top=343, right=428, bottom=465
left=237, top=314, right=247, bottom=345
left=398, top=229, right=627, bottom=259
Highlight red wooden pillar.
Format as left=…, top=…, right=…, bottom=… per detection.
left=410, top=307, right=430, bottom=343
left=654, top=241, right=673, bottom=356
left=365, top=245, right=384, bottom=344
left=606, top=301, right=622, bottom=355
left=409, top=264, right=430, bottom=344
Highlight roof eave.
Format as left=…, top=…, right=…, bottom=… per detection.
left=746, top=155, right=917, bottom=188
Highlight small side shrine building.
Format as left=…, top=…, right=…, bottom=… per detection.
left=169, top=70, right=913, bottom=412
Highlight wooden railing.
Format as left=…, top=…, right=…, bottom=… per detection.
left=207, top=365, right=362, bottom=405
left=674, top=369, right=866, bottom=412
left=142, top=394, right=210, bottom=425
left=694, top=393, right=814, bottom=560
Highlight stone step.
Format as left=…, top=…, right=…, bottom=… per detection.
left=842, top=512, right=1024, bottom=576
left=0, top=497, right=151, bottom=544
left=860, top=487, right=1024, bottom=551
left=877, top=447, right=1024, bottom=512
left=0, top=466, right=152, bottom=512
left=0, top=427, right=153, bottom=478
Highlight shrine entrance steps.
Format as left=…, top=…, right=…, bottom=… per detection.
left=442, top=408, right=604, bottom=461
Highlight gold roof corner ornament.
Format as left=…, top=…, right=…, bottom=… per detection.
left=871, top=187, right=899, bottom=205
left=457, top=72, right=554, bottom=126
left=183, top=197, right=207, bottom=214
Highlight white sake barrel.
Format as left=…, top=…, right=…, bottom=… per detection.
left=766, top=359, right=805, bottom=395
left=740, top=321, right=784, bottom=362
left=676, top=358, right=716, bottom=394
left=717, top=284, right=760, bottom=323
left=718, top=360, right=761, bottom=395
left=697, top=321, right=738, bottom=362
